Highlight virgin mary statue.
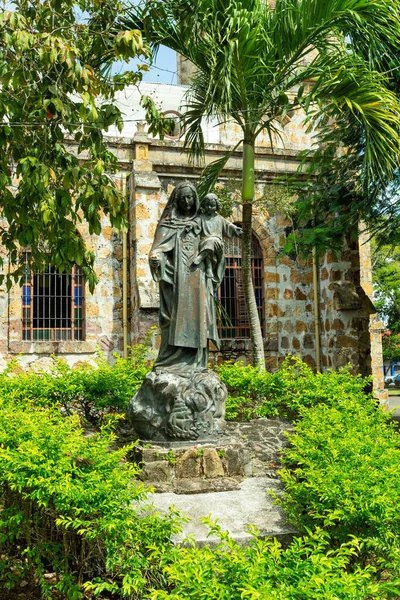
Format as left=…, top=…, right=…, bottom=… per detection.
left=149, top=181, right=219, bottom=374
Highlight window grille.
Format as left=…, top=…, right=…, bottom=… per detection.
left=22, top=253, right=84, bottom=341
left=218, top=234, right=264, bottom=339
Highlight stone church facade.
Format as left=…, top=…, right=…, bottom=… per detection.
left=0, top=78, right=386, bottom=400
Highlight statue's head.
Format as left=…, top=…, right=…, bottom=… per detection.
left=169, top=181, right=199, bottom=219
left=176, top=185, right=196, bottom=215
left=202, top=193, right=220, bottom=215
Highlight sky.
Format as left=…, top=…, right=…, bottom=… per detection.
left=142, top=46, right=177, bottom=85
left=113, top=46, right=178, bottom=85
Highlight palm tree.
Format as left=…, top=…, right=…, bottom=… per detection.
left=120, top=0, right=400, bottom=368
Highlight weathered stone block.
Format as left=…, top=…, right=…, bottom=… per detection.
left=336, top=334, right=358, bottom=348
left=320, top=267, right=329, bottom=281
left=283, top=289, right=293, bottom=299
left=295, top=321, right=307, bottom=333
left=303, top=334, right=314, bottom=349
left=202, top=448, right=225, bottom=478
left=333, top=281, right=362, bottom=311
left=265, top=271, right=280, bottom=283
left=280, top=336, right=289, bottom=349
left=295, top=287, right=307, bottom=301
left=221, top=446, right=249, bottom=476
left=331, top=318, right=345, bottom=330
left=141, top=460, right=174, bottom=483
left=175, top=449, right=202, bottom=479
left=173, top=477, right=241, bottom=494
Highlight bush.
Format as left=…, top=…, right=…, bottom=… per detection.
left=0, top=399, right=180, bottom=598
left=0, top=341, right=152, bottom=426
left=217, top=356, right=373, bottom=421
left=2, top=351, right=397, bottom=597
left=277, top=393, right=400, bottom=589
left=148, top=523, right=396, bottom=599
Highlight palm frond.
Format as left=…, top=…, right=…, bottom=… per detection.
left=120, top=0, right=400, bottom=192
left=309, top=61, right=400, bottom=183
left=197, top=141, right=242, bottom=199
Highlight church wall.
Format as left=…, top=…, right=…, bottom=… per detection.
left=0, top=165, right=129, bottom=370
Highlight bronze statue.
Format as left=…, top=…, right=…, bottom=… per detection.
left=149, top=181, right=210, bottom=373
left=193, top=192, right=242, bottom=286
left=128, top=182, right=240, bottom=440
left=149, top=185, right=241, bottom=374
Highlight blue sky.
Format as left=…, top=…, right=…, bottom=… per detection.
left=114, top=46, right=178, bottom=84
left=142, top=46, right=177, bottom=84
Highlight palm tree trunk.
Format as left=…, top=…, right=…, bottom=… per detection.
left=242, top=136, right=265, bottom=370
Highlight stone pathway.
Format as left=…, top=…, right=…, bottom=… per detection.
left=223, top=417, right=293, bottom=478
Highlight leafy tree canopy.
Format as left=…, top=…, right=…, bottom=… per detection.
left=0, top=0, right=147, bottom=290
left=382, top=331, right=400, bottom=362
left=284, top=13, right=400, bottom=256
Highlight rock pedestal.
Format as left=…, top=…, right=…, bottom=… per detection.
left=127, top=369, right=227, bottom=441
left=134, top=418, right=297, bottom=546
left=135, top=441, right=252, bottom=493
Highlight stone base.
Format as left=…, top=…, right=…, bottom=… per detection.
left=127, top=369, right=227, bottom=441
left=129, top=418, right=296, bottom=545
left=135, top=441, right=252, bottom=493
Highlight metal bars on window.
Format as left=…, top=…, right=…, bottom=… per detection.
left=218, top=235, right=264, bottom=339
left=22, top=252, right=84, bottom=341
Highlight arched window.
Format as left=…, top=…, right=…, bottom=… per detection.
left=218, top=233, right=264, bottom=339
left=22, top=252, right=84, bottom=341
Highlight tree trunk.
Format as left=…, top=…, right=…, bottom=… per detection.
left=242, top=137, right=265, bottom=369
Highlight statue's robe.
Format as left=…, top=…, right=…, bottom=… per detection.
left=149, top=215, right=219, bottom=374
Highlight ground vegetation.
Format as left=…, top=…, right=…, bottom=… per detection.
left=0, top=346, right=400, bottom=600
left=0, top=351, right=399, bottom=597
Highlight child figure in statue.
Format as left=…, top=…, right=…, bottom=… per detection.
left=191, top=193, right=242, bottom=287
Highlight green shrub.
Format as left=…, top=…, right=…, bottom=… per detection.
left=149, top=523, right=396, bottom=599
left=0, top=399, right=180, bottom=599
left=218, top=356, right=373, bottom=421
left=0, top=340, right=152, bottom=426
left=278, top=393, right=400, bottom=587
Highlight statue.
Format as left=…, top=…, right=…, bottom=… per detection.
left=128, top=183, right=241, bottom=441
left=149, top=182, right=212, bottom=373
